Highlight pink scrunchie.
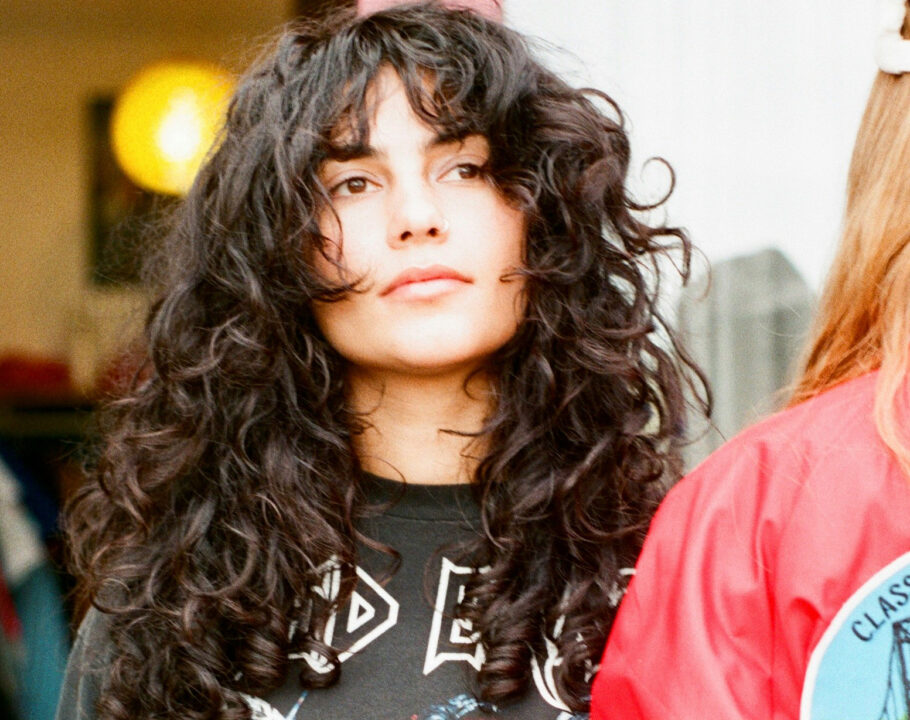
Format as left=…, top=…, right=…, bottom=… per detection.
left=356, top=0, right=503, bottom=22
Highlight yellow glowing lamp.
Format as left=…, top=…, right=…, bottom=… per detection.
left=111, top=61, right=235, bottom=196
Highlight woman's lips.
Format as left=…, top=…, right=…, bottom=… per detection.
left=381, top=265, right=472, bottom=298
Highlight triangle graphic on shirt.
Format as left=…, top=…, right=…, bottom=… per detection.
left=346, top=591, right=376, bottom=634
left=291, top=563, right=399, bottom=667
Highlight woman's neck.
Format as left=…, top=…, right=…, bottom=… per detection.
left=346, top=367, right=492, bottom=485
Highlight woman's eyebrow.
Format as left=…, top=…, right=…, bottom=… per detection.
left=324, top=141, right=376, bottom=162
left=324, top=131, right=481, bottom=163
left=431, top=129, right=471, bottom=147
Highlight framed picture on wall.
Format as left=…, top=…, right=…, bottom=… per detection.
left=86, top=96, right=173, bottom=286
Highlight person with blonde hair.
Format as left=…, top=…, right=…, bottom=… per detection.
left=590, top=2, right=910, bottom=718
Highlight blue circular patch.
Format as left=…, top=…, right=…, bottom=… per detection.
left=802, top=552, right=910, bottom=719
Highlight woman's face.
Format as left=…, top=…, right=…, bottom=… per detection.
left=312, top=69, right=527, bottom=380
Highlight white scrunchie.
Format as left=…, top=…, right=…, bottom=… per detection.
left=876, top=0, right=910, bottom=74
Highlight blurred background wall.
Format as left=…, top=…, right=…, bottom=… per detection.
left=512, top=1, right=878, bottom=291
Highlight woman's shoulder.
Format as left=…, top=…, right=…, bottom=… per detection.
left=743, top=370, right=877, bottom=443
left=686, top=372, right=880, bottom=491
left=594, top=372, right=910, bottom=720
left=652, top=371, right=890, bottom=541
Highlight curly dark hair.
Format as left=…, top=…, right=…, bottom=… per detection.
left=66, top=4, right=706, bottom=718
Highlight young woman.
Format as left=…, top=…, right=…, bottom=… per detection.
left=57, top=5, right=702, bottom=720
left=592, top=2, right=910, bottom=718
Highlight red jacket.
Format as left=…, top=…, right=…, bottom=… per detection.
left=592, top=372, right=910, bottom=720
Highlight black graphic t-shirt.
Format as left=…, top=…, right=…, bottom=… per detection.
left=56, top=475, right=589, bottom=720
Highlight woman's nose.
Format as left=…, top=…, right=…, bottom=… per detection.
left=389, top=180, right=448, bottom=245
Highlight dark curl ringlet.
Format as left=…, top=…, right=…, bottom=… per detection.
left=65, top=3, right=708, bottom=718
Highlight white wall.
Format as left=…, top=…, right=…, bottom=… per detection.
left=509, top=0, right=880, bottom=290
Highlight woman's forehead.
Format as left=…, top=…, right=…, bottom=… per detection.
left=326, top=69, right=398, bottom=146
left=326, top=67, right=476, bottom=147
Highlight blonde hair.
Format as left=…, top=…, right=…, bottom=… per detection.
left=790, top=2, right=910, bottom=473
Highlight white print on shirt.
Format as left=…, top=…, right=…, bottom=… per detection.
left=290, top=561, right=399, bottom=673
left=607, top=567, right=636, bottom=608
left=424, top=559, right=578, bottom=714
left=242, top=690, right=308, bottom=720
left=531, top=615, right=571, bottom=713
left=272, top=557, right=591, bottom=716
left=243, top=694, right=284, bottom=720
left=424, top=557, right=486, bottom=674
left=242, top=693, right=291, bottom=720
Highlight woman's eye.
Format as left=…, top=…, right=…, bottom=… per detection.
left=331, top=176, right=374, bottom=197
left=443, top=162, right=484, bottom=181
